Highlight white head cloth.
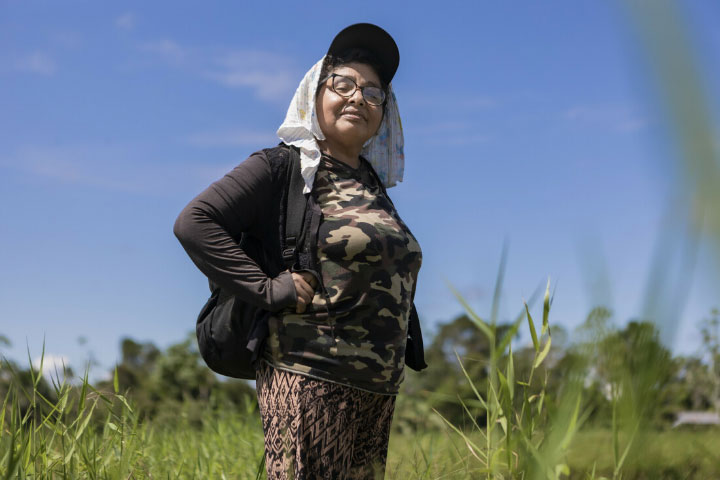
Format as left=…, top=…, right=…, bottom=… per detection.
left=276, top=56, right=404, bottom=194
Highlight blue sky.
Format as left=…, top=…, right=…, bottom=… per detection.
left=1, top=1, right=719, bottom=380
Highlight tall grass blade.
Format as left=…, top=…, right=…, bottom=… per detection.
left=496, top=311, right=525, bottom=359
left=506, top=345, right=514, bottom=402
left=454, top=351, right=488, bottom=410
left=74, top=400, right=97, bottom=442
left=432, top=409, right=487, bottom=465
left=525, top=302, right=539, bottom=352
left=0, top=382, right=8, bottom=441
left=559, top=394, right=582, bottom=451
left=490, top=241, right=509, bottom=326
left=78, top=364, right=89, bottom=413
left=542, top=278, right=551, bottom=335
left=613, top=420, right=640, bottom=478
left=447, top=282, right=494, bottom=343
left=457, top=396, right=488, bottom=442
left=498, top=370, right=509, bottom=406
left=113, top=365, right=119, bottom=394
left=533, top=337, right=552, bottom=369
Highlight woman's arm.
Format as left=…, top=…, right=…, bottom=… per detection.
left=173, top=150, right=297, bottom=312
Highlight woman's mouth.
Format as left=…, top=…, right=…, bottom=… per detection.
left=341, top=112, right=365, bottom=121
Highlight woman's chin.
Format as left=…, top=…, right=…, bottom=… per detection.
left=338, top=122, right=372, bottom=145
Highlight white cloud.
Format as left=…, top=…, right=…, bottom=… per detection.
left=140, top=39, right=188, bottom=65
left=563, top=105, right=648, bottom=133
left=185, top=127, right=277, bottom=148
left=138, top=40, right=299, bottom=102
left=3, top=145, right=132, bottom=190
left=115, top=12, right=136, bottom=30
left=0, top=144, right=236, bottom=196
left=203, top=50, right=297, bottom=101
left=15, top=52, right=56, bottom=75
left=32, top=354, right=71, bottom=380
left=204, top=70, right=295, bottom=100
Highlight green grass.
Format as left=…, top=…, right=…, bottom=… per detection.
left=566, top=428, right=720, bottom=479
left=2, top=353, right=720, bottom=479
left=2, top=253, right=715, bottom=479
left=2, top=262, right=711, bottom=479
left=387, top=428, right=720, bottom=480
left=0, top=360, right=267, bottom=479
left=134, top=406, right=267, bottom=478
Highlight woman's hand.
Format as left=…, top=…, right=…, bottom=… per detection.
left=291, top=271, right=318, bottom=314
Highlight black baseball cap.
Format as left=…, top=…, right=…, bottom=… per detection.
left=327, top=23, right=400, bottom=85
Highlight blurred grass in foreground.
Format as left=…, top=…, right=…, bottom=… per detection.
left=624, top=0, right=720, bottom=248
left=620, top=0, right=720, bottom=348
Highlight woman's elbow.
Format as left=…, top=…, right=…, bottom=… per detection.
left=173, top=205, right=197, bottom=247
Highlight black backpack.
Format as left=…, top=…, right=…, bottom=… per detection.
left=194, top=144, right=427, bottom=379
left=195, top=145, right=307, bottom=379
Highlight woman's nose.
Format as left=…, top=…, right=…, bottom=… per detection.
left=348, top=87, right=365, bottom=105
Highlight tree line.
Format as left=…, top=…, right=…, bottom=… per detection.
left=1, top=307, right=718, bottom=430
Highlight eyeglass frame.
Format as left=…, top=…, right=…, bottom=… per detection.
left=319, top=73, right=387, bottom=106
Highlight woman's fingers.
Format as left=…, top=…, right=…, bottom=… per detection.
left=293, top=274, right=314, bottom=299
left=300, top=271, right=318, bottom=289
left=291, top=272, right=316, bottom=314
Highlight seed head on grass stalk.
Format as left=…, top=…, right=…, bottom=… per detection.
left=442, top=243, right=586, bottom=479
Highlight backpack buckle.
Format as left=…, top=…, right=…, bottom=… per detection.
left=282, top=236, right=297, bottom=265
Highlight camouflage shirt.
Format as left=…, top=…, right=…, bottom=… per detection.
left=264, top=155, right=422, bottom=394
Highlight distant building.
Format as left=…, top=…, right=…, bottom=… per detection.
left=672, top=411, right=720, bottom=428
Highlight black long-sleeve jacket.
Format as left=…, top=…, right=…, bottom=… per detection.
left=174, top=148, right=298, bottom=312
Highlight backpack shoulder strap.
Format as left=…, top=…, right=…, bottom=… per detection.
left=282, top=145, right=308, bottom=267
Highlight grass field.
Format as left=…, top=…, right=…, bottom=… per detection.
left=387, top=428, right=720, bottom=479
left=3, top=366, right=719, bottom=480
left=4, top=275, right=719, bottom=478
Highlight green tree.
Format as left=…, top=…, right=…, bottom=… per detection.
left=97, top=333, right=255, bottom=423
left=405, top=314, right=515, bottom=427
left=570, top=308, right=676, bottom=427
left=700, top=307, right=720, bottom=411
left=0, top=336, right=58, bottom=425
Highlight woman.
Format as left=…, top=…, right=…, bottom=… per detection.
left=175, top=23, right=423, bottom=479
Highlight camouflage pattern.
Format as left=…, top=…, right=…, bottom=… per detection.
left=264, top=155, right=422, bottom=394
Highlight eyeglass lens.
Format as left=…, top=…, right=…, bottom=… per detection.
left=332, top=75, right=385, bottom=106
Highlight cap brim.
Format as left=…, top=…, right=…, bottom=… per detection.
left=327, top=23, right=399, bottom=85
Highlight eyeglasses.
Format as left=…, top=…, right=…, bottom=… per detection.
left=321, top=73, right=386, bottom=106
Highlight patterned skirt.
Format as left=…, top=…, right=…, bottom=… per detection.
left=256, top=361, right=396, bottom=480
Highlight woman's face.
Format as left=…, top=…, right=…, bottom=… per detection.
left=316, top=62, right=384, bottom=152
